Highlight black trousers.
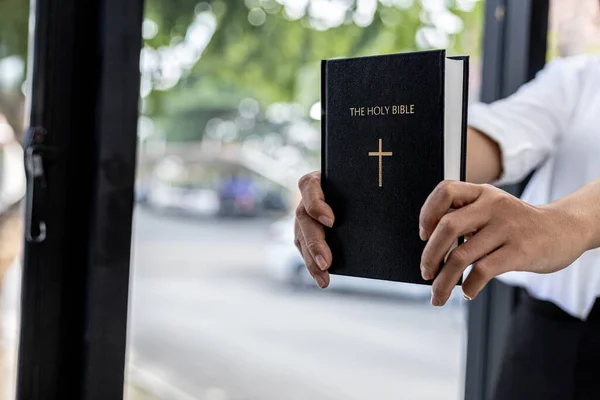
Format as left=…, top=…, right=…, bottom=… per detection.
left=493, top=291, right=600, bottom=400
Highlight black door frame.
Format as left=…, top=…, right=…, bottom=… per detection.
left=16, top=0, right=143, bottom=398
left=464, top=1, right=549, bottom=399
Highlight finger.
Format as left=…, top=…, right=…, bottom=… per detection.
left=298, top=234, right=330, bottom=289
left=430, top=227, right=504, bottom=306
left=294, top=218, right=303, bottom=253
left=462, top=247, right=511, bottom=300
left=296, top=205, right=332, bottom=271
left=298, top=172, right=335, bottom=227
left=419, top=181, right=484, bottom=240
left=421, top=202, right=490, bottom=280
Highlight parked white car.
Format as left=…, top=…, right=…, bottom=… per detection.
left=146, top=181, right=220, bottom=217
left=265, top=214, right=454, bottom=301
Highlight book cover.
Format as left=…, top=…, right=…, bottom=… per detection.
left=321, top=49, right=468, bottom=285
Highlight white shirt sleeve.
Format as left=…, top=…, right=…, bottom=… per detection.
left=467, top=57, right=583, bottom=186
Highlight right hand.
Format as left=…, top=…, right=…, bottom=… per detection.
left=294, top=171, right=335, bottom=288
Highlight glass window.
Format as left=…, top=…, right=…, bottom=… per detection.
left=125, top=1, right=485, bottom=399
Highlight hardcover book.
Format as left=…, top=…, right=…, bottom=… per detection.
left=321, top=49, right=468, bottom=286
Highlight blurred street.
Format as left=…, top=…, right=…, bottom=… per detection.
left=127, top=208, right=468, bottom=400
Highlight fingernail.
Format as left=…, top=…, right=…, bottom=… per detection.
left=463, top=294, right=472, bottom=301
left=421, top=265, right=432, bottom=280
left=315, top=255, right=328, bottom=271
left=318, top=216, right=334, bottom=228
left=314, top=274, right=326, bottom=288
left=431, top=295, right=441, bottom=307
left=419, top=227, right=426, bottom=241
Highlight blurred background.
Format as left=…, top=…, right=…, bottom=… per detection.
left=0, top=0, right=599, bottom=399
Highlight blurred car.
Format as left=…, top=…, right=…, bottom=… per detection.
left=265, top=214, right=437, bottom=301
left=146, top=181, right=220, bottom=216
left=260, top=189, right=288, bottom=213
left=218, top=175, right=259, bottom=217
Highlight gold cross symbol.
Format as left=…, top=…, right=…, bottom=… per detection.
left=368, top=138, right=393, bottom=187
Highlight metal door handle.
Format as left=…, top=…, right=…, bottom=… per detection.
left=24, top=127, right=56, bottom=243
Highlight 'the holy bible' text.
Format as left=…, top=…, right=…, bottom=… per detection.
left=349, top=105, right=415, bottom=117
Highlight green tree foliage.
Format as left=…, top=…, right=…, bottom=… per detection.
left=143, top=1, right=484, bottom=141
left=0, top=0, right=28, bottom=60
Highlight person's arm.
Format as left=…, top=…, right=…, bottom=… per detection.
left=547, top=178, right=600, bottom=251
left=419, top=178, right=600, bottom=306
left=465, top=127, right=502, bottom=184
left=418, top=57, right=590, bottom=305
left=465, top=56, right=584, bottom=187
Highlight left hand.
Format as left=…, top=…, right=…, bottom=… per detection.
left=419, top=181, right=589, bottom=306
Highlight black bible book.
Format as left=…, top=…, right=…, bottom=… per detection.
left=321, top=49, right=468, bottom=286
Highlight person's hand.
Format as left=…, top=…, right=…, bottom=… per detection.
left=419, top=181, right=589, bottom=306
left=294, top=171, right=335, bottom=288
